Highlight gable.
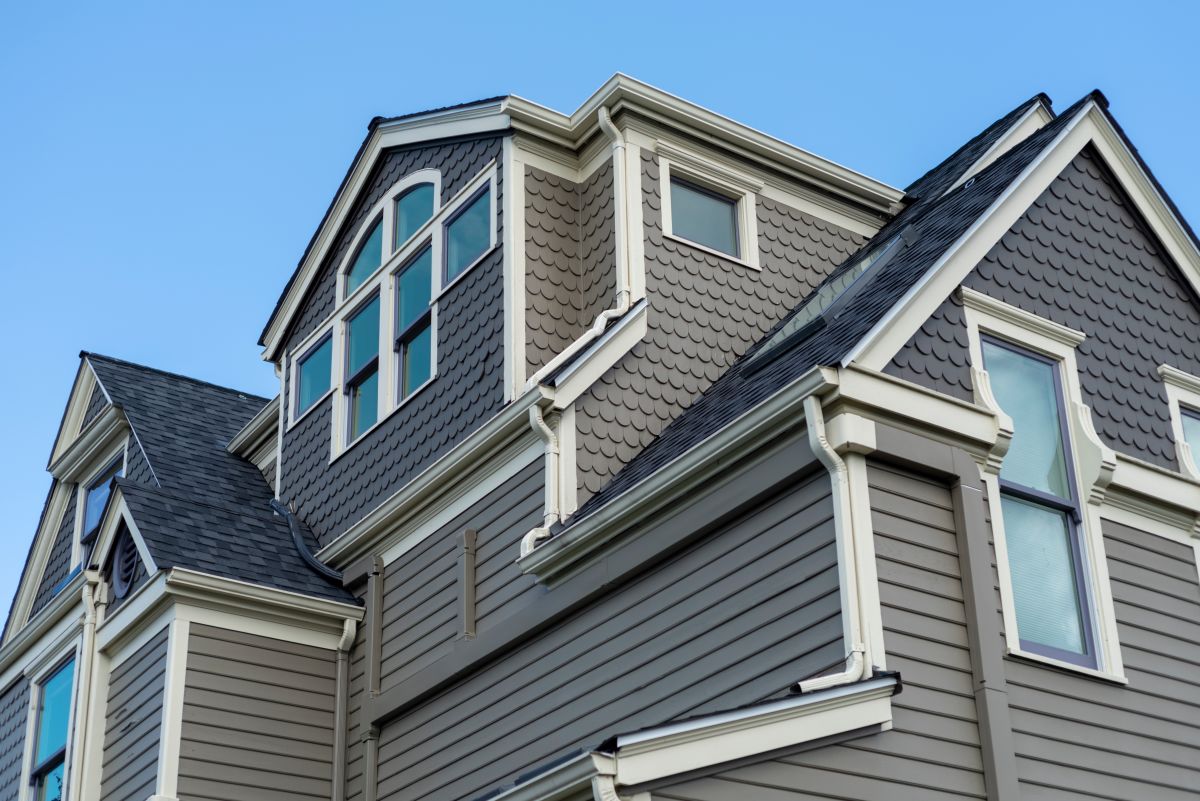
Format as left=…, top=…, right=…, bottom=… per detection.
left=886, top=145, right=1200, bottom=469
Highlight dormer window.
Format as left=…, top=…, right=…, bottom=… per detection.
left=395, top=183, right=435, bottom=249
left=346, top=218, right=384, bottom=295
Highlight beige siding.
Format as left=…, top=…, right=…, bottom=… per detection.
left=176, top=624, right=337, bottom=801
left=100, top=626, right=168, bottom=801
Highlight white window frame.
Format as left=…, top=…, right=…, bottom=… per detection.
left=71, top=441, right=128, bottom=572
left=328, top=162, right=497, bottom=461
left=1158, top=364, right=1200, bottom=481
left=19, top=640, right=80, bottom=801
left=961, top=287, right=1125, bottom=683
left=658, top=148, right=760, bottom=271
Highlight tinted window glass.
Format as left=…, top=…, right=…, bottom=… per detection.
left=83, top=461, right=122, bottom=537
left=445, top=189, right=490, bottom=282
left=346, top=219, right=383, bottom=294
left=346, top=296, right=380, bottom=377
left=296, top=336, right=332, bottom=416
left=395, top=184, right=435, bottom=249
left=670, top=178, right=738, bottom=257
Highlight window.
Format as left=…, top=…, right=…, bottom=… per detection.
left=344, top=295, right=380, bottom=441
left=395, top=246, right=433, bottom=399
left=82, top=458, right=123, bottom=543
left=1182, top=407, right=1200, bottom=474
left=295, top=335, right=333, bottom=417
left=346, top=218, right=383, bottom=295
left=395, top=183, right=435, bottom=249
left=669, top=178, right=738, bottom=257
left=31, top=659, right=74, bottom=801
left=444, top=187, right=491, bottom=282
left=983, top=338, right=1096, bottom=667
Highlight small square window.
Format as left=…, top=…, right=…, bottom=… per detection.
left=295, top=335, right=333, bottom=418
left=669, top=177, right=739, bottom=258
left=445, top=188, right=491, bottom=283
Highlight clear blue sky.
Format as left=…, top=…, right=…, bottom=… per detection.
left=2, top=1, right=1196, bottom=618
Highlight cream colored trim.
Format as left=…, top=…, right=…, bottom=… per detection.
left=658, top=151, right=761, bottom=271
left=1159, top=364, right=1200, bottom=480
left=154, top=617, right=188, bottom=799
left=502, top=136, right=526, bottom=401
left=947, top=101, right=1054, bottom=193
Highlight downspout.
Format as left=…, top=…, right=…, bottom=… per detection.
left=520, top=405, right=560, bottom=555
left=331, top=618, right=357, bottom=801
left=523, top=106, right=632, bottom=391
left=798, top=395, right=870, bottom=692
left=69, top=571, right=101, bottom=801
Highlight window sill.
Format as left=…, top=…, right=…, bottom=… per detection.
left=663, top=233, right=760, bottom=271
left=328, top=373, right=438, bottom=465
left=1005, top=647, right=1128, bottom=685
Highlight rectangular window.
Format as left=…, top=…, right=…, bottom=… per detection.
left=345, top=295, right=380, bottom=441
left=395, top=245, right=434, bottom=399
left=669, top=177, right=739, bottom=258
left=82, top=459, right=123, bottom=543
left=31, top=659, right=74, bottom=801
left=295, top=335, right=333, bottom=418
left=983, top=337, right=1096, bottom=667
left=444, top=187, right=491, bottom=282
left=1182, top=407, right=1200, bottom=474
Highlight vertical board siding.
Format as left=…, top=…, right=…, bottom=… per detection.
left=373, top=471, right=841, bottom=801
left=0, top=676, right=29, bottom=801
left=377, top=461, right=541, bottom=688
left=177, top=624, right=337, bottom=801
left=652, top=462, right=987, bottom=801
left=1004, top=519, right=1200, bottom=799
left=99, top=626, right=168, bottom=801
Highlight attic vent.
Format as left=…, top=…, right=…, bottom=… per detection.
left=110, top=531, right=139, bottom=600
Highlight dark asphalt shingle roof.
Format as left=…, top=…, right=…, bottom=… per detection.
left=567, top=92, right=1100, bottom=526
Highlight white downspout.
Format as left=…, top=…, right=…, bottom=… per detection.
left=798, top=395, right=870, bottom=692
left=523, top=106, right=632, bottom=391
left=69, top=571, right=101, bottom=801
left=521, top=405, right=561, bottom=555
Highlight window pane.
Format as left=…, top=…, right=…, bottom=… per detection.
left=36, top=660, right=74, bottom=765
left=670, top=178, right=738, bottom=257
left=1001, top=495, right=1089, bottom=656
left=395, top=184, right=435, bottom=249
left=983, top=340, right=1071, bottom=498
left=346, top=219, right=383, bottom=294
left=1183, top=409, right=1200, bottom=473
left=296, top=337, right=332, bottom=415
left=445, top=189, right=490, bottom=282
left=397, top=247, right=432, bottom=332
left=35, top=761, right=64, bottom=801
left=84, top=462, right=122, bottom=536
left=346, top=296, right=380, bottom=377
left=403, top=324, right=433, bottom=397
left=349, top=369, right=378, bottom=440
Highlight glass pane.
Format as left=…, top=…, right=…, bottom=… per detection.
left=36, top=660, right=74, bottom=764
left=349, top=369, right=378, bottom=440
left=670, top=178, right=738, bottom=257
left=395, top=184, right=435, bottom=249
left=35, top=761, right=64, bottom=801
left=1182, top=409, right=1200, bottom=474
left=397, top=247, right=432, bottom=332
left=346, top=219, right=383, bottom=294
left=84, top=462, right=123, bottom=536
left=1001, top=495, right=1088, bottom=656
left=346, top=296, right=380, bottom=377
left=445, top=189, right=490, bottom=282
left=403, top=324, right=433, bottom=397
left=296, top=337, right=332, bottom=415
left=983, top=340, right=1071, bottom=498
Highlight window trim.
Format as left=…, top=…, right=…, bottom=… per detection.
left=659, top=155, right=760, bottom=271
left=961, top=286, right=1126, bottom=683
left=21, top=643, right=79, bottom=801
left=1158, top=364, right=1200, bottom=481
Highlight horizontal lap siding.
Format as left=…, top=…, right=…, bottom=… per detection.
left=378, top=462, right=541, bottom=688
left=1006, top=519, right=1200, bottom=799
left=99, top=627, right=168, bottom=801
left=376, top=472, right=841, bottom=801
left=177, top=624, right=337, bottom=801
left=654, top=463, right=986, bottom=801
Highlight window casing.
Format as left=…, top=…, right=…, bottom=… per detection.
left=30, top=658, right=74, bottom=801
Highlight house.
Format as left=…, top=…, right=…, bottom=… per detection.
left=3, top=74, right=1199, bottom=801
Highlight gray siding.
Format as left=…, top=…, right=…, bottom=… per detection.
left=575, top=152, right=864, bottom=504
left=525, top=161, right=617, bottom=375
left=99, top=626, right=168, bottom=801
left=378, top=461, right=542, bottom=689
left=177, top=624, right=337, bottom=801
left=1004, top=520, right=1200, bottom=798
left=0, top=677, right=29, bottom=801
left=280, top=136, right=507, bottom=547
left=652, top=462, right=987, bottom=801
left=31, top=487, right=77, bottom=617
left=887, top=146, right=1200, bottom=469
left=374, top=470, right=842, bottom=801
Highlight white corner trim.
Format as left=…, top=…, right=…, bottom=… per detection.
left=1159, top=364, right=1200, bottom=481
left=612, top=675, right=897, bottom=786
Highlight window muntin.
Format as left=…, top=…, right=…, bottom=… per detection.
left=669, top=177, right=739, bottom=257
left=296, top=335, right=333, bottom=417
left=345, top=295, right=380, bottom=441
left=346, top=218, right=384, bottom=295
left=1182, top=407, right=1200, bottom=474
left=82, top=459, right=123, bottom=542
left=984, top=337, right=1097, bottom=666
left=445, top=188, right=491, bottom=282
left=395, top=245, right=433, bottom=400
left=395, top=183, right=435, bottom=250
left=32, top=659, right=74, bottom=801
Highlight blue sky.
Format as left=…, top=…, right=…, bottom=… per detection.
left=1, top=1, right=1196, bottom=618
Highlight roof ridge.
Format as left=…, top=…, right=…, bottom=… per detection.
left=82, top=351, right=270, bottom=403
